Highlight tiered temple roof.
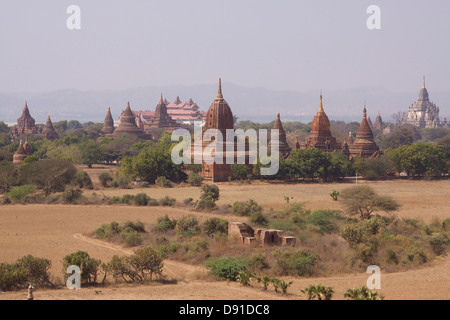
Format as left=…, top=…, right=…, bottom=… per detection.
left=406, top=76, right=441, bottom=128
left=146, top=95, right=180, bottom=129
left=301, top=94, right=342, bottom=152
left=268, top=113, right=291, bottom=158
left=42, top=116, right=59, bottom=141
left=113, top=102, right=148, bottom=138
left=10, top=102, right=39, bottom=140
left=349, top=107, right=382, bottom=158
left=373, top=112, right=383, bottom=130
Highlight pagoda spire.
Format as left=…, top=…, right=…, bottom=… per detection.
left=422, top=75, right=426, bottom=89
left=318, top=91, right=324, bottom=113
left=216, top=78, right=223, bottom=100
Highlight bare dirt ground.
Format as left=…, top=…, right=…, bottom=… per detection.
left=0, top=179, right=449, bottom=300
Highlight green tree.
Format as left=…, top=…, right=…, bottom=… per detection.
left=340, top=185, right=400, bottom=220
left=79, top=140, right=103, bottom=168
left=231, top=164, right=250, bottom=180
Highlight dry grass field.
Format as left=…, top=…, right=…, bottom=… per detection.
left=0, top=177, right=449, bottom=300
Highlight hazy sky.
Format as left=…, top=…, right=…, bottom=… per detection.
left=1, top=0, right=449, bottom=93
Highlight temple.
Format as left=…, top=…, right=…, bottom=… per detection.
left=146, top=95, right=180, bottom=129
left=112, top=102, right=151, bottom=139
left=268, top=113, right=291, bottom=158
left=406, top=77, right=447, bottom=128
left=13, top=139, right=32, bottom=165
left=373, top=112, right=383, bottom=130
left=349, top=107, right=382, bottom=159
left=10, top=102, right=40, bottom=140
left=196, top=79, right=236, bottom=182
left=300, top=94, right=342, bottom=152
left=102, top=107, right=115, bottom=135
left=42, top=116, right=59, bottom=141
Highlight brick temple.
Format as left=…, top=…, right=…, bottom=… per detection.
left=349, top=107, right=382, bottom=159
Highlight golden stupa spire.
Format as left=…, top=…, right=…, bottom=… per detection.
left=318, top=91, right=324, bottom=113
left=422, top=76, right=426, bottom=89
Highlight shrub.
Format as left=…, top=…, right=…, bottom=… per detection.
left=232, top=199, right=262, bottom=216
left=156, top=176, right=172, bottom=188
left=306, top=210, right=340, bottom=233
left=204, top=257, right=248, bottom=281
left=154, top=215, right=177, bottom=233
left=133, top=193, right=149, bottom=206
left=273, top=249, right=317, bottom=276
left=120, top=228, right=143, bottom=247
left=301, top=284, right=334, bottom=300
left=278, top=279, right=293, bottom=295
left=203, top=218, right=229, bottom=237
left=406, top=246, right=427, bottom=264
left=176, top=216, right=201, bottom=237
left=248, top=253, right=269, bottom=271
left=160, top=195, right=176, bottom=206
left=62, top=251, right=101, bottom=284
left=0, top=263, right=27, bottom=291
left=428, top=233, right=449, bottom=255
left=74, top=171, right=93, bottom=189
left=330, top=190, right=340, bottom=201
left=360, top=216, right=387, bottom=235
left=236, top=271, right=254, bottom=286
left=187, top=172, right=204, bottom=186
left=344, top=286, right=384, bottom=300
left=385, top=249, right=399, bottom=265
left=61, top=187, right=83, bottom=204
left=231, top=164, right=249, bottom=180
left=442, top=218, right=450, bottom=231
left=341, top=225, right=363, bottom=245
left=99, top=172, right=113, bottom=187
left=249, top=211, right=269, bottom=226
left=196, top=184, right=220, bottom=210
left=7, top=185, right=36, bottom=203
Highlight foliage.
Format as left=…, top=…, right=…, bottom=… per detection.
left=232, top=199, right=262, bottom=216
left=20, top=159, right=77, bottom=196
left=156, top=176, right=173, bottom=188
left=273, top=249, right=317, bottom=276
left=330, top=190, right=340, bottom=201
left=204, top=257, right=248, bottom=281
left=306, top=210, right=341, bottom=233
left=7, top=185, right=36, bottom=203
left=175, top=216, right=201, bottom=237
left=0, top=161, right=18, bottom=194
left=344, top=286, right=384, bottom=300
left=160, top=195, right=176, bottom=206
left=74, top=171, right=93, bottom=189
left=236, top=271, right=254, bottom=286
left=196, top=184, right=220, bottom=210
left=62, top=251, right=101, bottom=284
left=98, top=172, right=114, bottom=187
left=154, top=215, right=177, bottom=232
left=427, top=233, right=449, bottom=255
left=133, top=193, right=150, bottom=206
left=61, top=187, right=83, bottom=204
left=203, top=218, right=229, bottom=237
left=186, top=172, right=204, bottom=186
left=230, top=164, right=250, bottom=180
left=340, top=185, right=400, bottom=220
left=353, top=156, right=395, bottom=179
left=79, top=140, right=103, bottom=168
left=301, top=284, right=334, bottom=300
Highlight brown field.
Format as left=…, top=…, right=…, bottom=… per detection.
left=0, top=178, right=449, bottom=300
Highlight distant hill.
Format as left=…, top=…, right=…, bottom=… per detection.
left=1, top=83, right=449, bottom=124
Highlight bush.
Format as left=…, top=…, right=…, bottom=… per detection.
left=249, top=211, right=269, bottom=226
left=301, top=284, right=334, bottom=300
left=133, top=193, right=149, bottom=206
left=99, top=172, right=113, bottom=188
left=196, top=184, right=220, bottom=210
left=344, top=286, right=384, bottom=300
left=231, top=164, right=249, bottom=180
left=74, top=171, right=93, bottom=189
left=0, top=255, right=53, bottom=291
left=62, top=251, right=101, bottom=284
left=61, top=187, right=83, bottom=204
left=176, top=216, right=201, bottom=237
left=160, top=195, right=176, bottom=206
left=232, top=199, right=262, bottom=216
left=156, top=176, right=172, bottom=188
left=306, top=210, right=340, bottom=233
left=330, top=190, right=340, bottom=201
left=187, top=172, right=204, bottom=186
left=154, top=215, right=177, bottom=233
left=442, top=218, right=450, bottom=231
left=120, top=227, right=143, bottom=247
left=7, top=185, right=36, bottom=203
left=341, top=225, right=363, bottom=245
left=204, top=257, right=248, bottom=281
left=203, top=218, right=229, bottom=237
left=428, top=233, right=449, bottom=255
left=273, top=249, right=317, bottom=276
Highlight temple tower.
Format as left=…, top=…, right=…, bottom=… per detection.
left=42, top=116, right=59, bottom=141
left=406, top=76, right=440, bottom=128
left=349, top=107, right=382, bottom=158
left=268, top=113, right=291, bottom=158
left=113, top=102, right=147, bottom=137
left=102, top=107, right=115, bottom=135
left=301, top=93, right=341, bottom=152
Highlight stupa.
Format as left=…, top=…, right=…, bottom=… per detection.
left=13, top=140, right=31, bottom=165
left=147, top=95, right=180, bottom=129
left=42, top=116, right=59, bottom=141
left=349, top=107, right=382, bottom=158
left=113, top=102, right=148, bottom=138
left=268, top=113, right=291, bottom=158
left=10, top=102, right=39, bottom=140
left=102, top=107, right=115, bottom=135
left=373, top=112, right=383, bottom=130
left=301, top=94, right=342, bottom=152
left=406, top=76, right=441, bottom=128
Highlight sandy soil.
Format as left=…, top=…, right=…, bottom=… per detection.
left=0, top=179, right=449, bottom=300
